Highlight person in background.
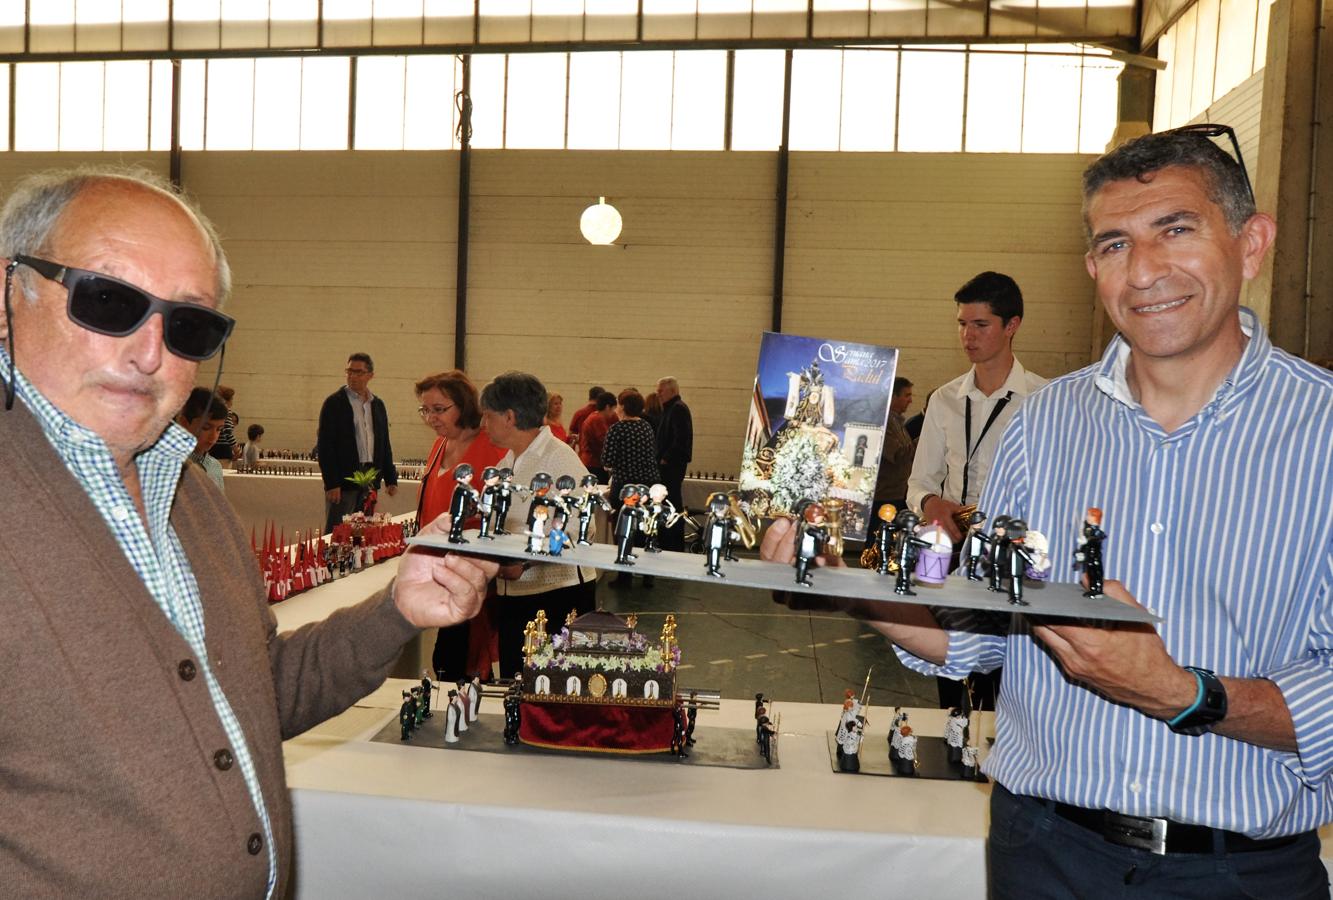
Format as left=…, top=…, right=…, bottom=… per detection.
left=414, top=369, right=505, bottom=682
left=208, top=384, right=239, bottom=464
left=544, top=392, right=568, bottom=443
left=871, top=376, right=915, bottom=514
left=176, top=387, right=227, bottom=493
left=654, top=376, right=693, bottom=552
left=905, top=389, right=931, bottom=442
left=602, top=388, right=660, bottom=587
left=578, top=391, right=618, bottom=484
left=243, top=423, right=264, bottom=468
left=317, top=352, right=398, bottom=532
left=567, top=384, right=605, bottom=449
left=643, top=389, right=664, bottom=432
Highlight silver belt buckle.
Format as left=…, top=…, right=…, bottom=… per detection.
left=1102, top=811, right=1168, bottom=855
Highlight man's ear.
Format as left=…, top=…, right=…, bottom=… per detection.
left=1005, top=315, right=1022, bottom=338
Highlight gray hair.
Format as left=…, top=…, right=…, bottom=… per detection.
left=0, top=166, right=231, bottom=305
left=479, top=371, right=549, bottom=431
left=1082, top=130, right=1256, bottom=243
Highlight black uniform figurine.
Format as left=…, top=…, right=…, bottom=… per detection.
left=702, top=491, right=739, bottom=577
left=986, top=516, right=1012, bottom=593
left=493, top=467, right=518, bottom=535
left=685, top=691, right=699, bottom=746
left=873, top=503, right=899, bottom=576
left=574, top=473, right=612, bottom=545
left=1075, top=506, right=1106, bottom=597
left=420, top=671, right=435, bottom=719
left=671, top=698, right=689, bottom=758
left=502, top=683, right=522, bottom=745
left=792, top=501, right=829, bottom=587
left=754, top=693, right=768, bottom=743
left=757, top=714, right=777, bottom=765
left=837, top=715, right=865, bottom=773
left=524, top=473, right=559, bottom=554
left=892, top=511, right=929, bottom=596
left=553, top=474, right=577, bottom=527
left=1003, top=519, right=1038, bottom=606
left=447, top=463, right=480, bottom=543
left=411, top=686, right=425, bottom=728
left=613, top=484, right=647, bottom=565
left=476, top=466, right=503, bottom=540
left=398, top=690, right=415, bottom=741
left=962, top=510, right=991, bottom=581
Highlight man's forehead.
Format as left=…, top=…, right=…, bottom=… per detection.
left=1087, top=166, right=1217, bottom=220
left=956, top=302, right=998, bottom=321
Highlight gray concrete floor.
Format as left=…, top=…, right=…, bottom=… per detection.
left=594, top=571, right=938, bottom=710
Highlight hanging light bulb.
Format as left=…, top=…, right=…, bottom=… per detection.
left=579, top=196, right=622, bottom=245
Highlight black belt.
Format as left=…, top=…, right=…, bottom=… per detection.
left=1045, top=798, right=1304, bottom=855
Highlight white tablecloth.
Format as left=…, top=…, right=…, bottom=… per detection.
left=224, top=473, right=422, bottom=539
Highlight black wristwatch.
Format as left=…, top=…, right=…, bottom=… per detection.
left=1166, top=667, right=1227, bottom=736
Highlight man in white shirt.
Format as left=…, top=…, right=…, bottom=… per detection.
left=907, top=271, right=1047, bottom=543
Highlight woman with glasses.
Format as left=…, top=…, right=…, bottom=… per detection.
left=415, top=370, right=506, bottom=682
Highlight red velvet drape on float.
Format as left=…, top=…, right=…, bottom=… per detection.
left=519, top=701, right=674, bottom=753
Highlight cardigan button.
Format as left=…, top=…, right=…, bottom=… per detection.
left=177, top=659, right=197, bottom=681
left=247, top=833, right=263, bottom=855
left=213, top=748, right=234, bottom=771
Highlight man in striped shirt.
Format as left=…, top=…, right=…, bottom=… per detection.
left=764, top=128, right=1333, bottom=897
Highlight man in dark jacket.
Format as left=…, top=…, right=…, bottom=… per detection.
left=317, top=352, right=398, bottom=531
left=654, top=376, right=692, bottom=552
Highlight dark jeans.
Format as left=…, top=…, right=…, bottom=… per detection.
left=497, top=580, right=597, bottom=680
left=658, top=464, right=686, bottom=552
left=989, top=783, right=1329, bottom=900
left=324, top=485, right=368, bottom=533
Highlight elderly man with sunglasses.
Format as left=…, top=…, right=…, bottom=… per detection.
left=0, top=169, right=498, bottom=898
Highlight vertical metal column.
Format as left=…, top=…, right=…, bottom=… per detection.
left=169, top=60, right=182, bottom=187
left=454, top=55, right=473, bottom=371
left=771, top=49, right=793, bottom=333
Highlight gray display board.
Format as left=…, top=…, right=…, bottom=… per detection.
left=408, top=530, right=1156, bottom=624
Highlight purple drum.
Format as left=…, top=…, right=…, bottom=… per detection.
left=914, top=548, right=951, bottom=585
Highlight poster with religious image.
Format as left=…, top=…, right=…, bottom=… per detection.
left=738, top=332, right=898, bottom=541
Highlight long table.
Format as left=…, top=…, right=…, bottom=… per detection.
left=224, top=472, right=422, bottom=539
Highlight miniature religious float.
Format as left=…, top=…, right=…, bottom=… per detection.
left=517, top=609, right=682, bottom=754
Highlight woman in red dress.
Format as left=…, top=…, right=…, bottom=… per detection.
left=544, top=392, right=568, bottom=443
left=415, top=370, right=506, bottom=681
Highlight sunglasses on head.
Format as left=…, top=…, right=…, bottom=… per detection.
left=1163, top=122, right=1255, bottom=205
left=9, top=254, right=234, bottom=361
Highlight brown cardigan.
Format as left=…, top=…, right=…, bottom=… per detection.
left=0, top=400, right=419, bottom=898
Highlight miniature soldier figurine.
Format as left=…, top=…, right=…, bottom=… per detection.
left=420, top=671, right=435, bottom=719
left=493, top=467, right=518, bottom=535
left=962, top=510, right=991, bottom=581
left=444, top=690, right=462, bottom=744
left=1003, top=519, right=1038, bottom=606
left=986, top=516, right=1012, bottom=593
left=1074, top=506, right=1106, bottom=597
left=944, top=707, right=969, bottom=763
left=399, top=690, right=415, bottom=741
left=838, top=716, right=865, bottom=773
left=642, top=483, right=679, bottom=553
left=754, top=692, right=768, bottom=744
left=894, top=725, right=918, bottom=776
left=447, top=463, right=480, bottom=543
left=411, top=686, right=426, bottom=728
left=553, top=474, right=577, bottom=524
left=524, top=472, right=559, bottom=554
left=574, top=473, right=612, bottom=545
left=686, top=691, right=700, bottom=746
left=613, top=484, right=647, bottom=565
left=873, top=504, right=899, bottom=576
left=702, top=491, right=739, bottom=578
left=757, top=714, right=777, bottom=765
left=961, top=744, right=980, bottom=780
left=893, top=511, right=930, bottom=596
left=792, top=501, right=829, bottom=587
left=502, top=684, right=522, bottom=745
left=671, top=698, right=689, bottom=758
left=889, top=709, right=908, bottom=763
left=476, top=466, right=503, bottom=540
left=454, top=681, right=471, bottom=731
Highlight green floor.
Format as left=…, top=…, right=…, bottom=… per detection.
left=595, top=572, right=938, bottom=710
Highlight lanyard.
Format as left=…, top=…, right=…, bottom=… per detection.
left=961, top=391, right=1013, bottom=504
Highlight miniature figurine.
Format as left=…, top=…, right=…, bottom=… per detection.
left=524, top=472, right=560, bottom=554
left=888, top=708, right=908, bottom=763
left=871, top=504, right=899, bottom=575
left=502, top=684, right=521, bottom=745
left=642, top=483, right=681, bottom=553
left=912, top=520, right=954, bottom=585
left=892, top=512, right=930, bottom=596
left=837, top=716, right=865, bottom=773
left=686, top=691, right=699, bottom=746
left=702, top=491, right=740, bottom=577
left=454, top=681, right=471, bottom=731
left=961, top=510, right=990, bottom=581
left=447, top=463, right=480, bottom=543
left=420, top=671, right=435, bottom=719
left=893, top=725, right=918, bottom=776
left=1003, top=519, right=1038, bottom=606
left=727, top=490, right=758, bottom=552
left=526, top=505, right=550, bottom=554
left=547, top=511, right=572, bottom=556
left=469, top=675, right=482, bottom=720
left=754, top=692, right=768, bottom=744
left=553, top=474, right=577, bottom=523
left=444, top=690, right=461, bottom=743
left=399, top=690, right=415, bottom=741
left=1074, top=506, right=1106, bottom=597
left=493, top=467, right=518, bottom=534
left=757, top=714, right=777, bottom=765
left=476, top=466, right=503, bottom=540
left=986, top=516, right=1012, bottom=593
left=411, top=686, right=426, bottom=728
left=945, top=707, right=969, bottom=763
left=613, top=484, right=647, bottom=565
left=574, top=474, right=612, bottom=545
left=792, top=501, right=829, bottom=587
left=671, top=698, right=689, bottom=758
left=961, top=743, right=980, bottom=780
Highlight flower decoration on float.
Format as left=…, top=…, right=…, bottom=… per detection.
left=579, top=196, right=622, bottom=245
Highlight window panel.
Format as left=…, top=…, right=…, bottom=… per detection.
left=532, top=0, right=583, bottom=42
left=75, top=0, right=123, bottom=52
left=897, top=47, right=963, bottom=151
left=300, top=57, right=351, bottom=149
left=671, top=50, right=725, bottom=150
left=1190, top=0, right=1219, bottom=113
left=1253, top=0, right=1271, bottom=77
left=1214, top=0, right=1257, bottom=98
left=0, top=67, right=10, bottom=149
left=404, top=56, right=458, bottom=149
left=468, top=54, right=506, bottom=148
left=789, top=49, right=842, bottom=151
left=324, top=0, right=373, bottom=45
left=1078, top=56, right=1121, bottom=154
left=178, top=59, right=207, bottom=150
left=1169, top=5, right=1196, bottom=125
left=30, top=0, right=75, bottom=53
left=15, top=64, right=61, bottom=151
left=175, top=0, right=221, bottom=50
left=222, top=0, right=271, bottom=47
left=964, top=47, right=1023, bottom=152
left=355, top=55, right=408, bottom=149
left=567, top=51, right=621, bottom=149
left=1021, top=49, right=1080, bottom=152
left=424, top=0, right=473, bottom=43
left=103, top=62, right=151, bottom=151
left=505, top=52, right=567, bottom=148
left=149, top=60, right=174, bottom=150
left=1152, top=27, right=1174, bottom=130
left=731, top=49, right=784, bottom=151
left=374, top=0, right=425, bottom=44
left=642, top=0, right=697, bottom=41
left=253, top=57, right=302, bottom=150
left=582, top=0, right=635, bottom=41
left=59, top=62, right=105, bottom=150
left=271, top=0, right=320, bottom=45
left=123, top=0, right=170, bottom=51
left=619, top=50, right=673, bottom=150
left=206, top=58, right=255, bottom=149
left=839, top=48, right=895, bottom=151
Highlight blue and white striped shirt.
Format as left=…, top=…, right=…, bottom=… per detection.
left=4, top=348, right=277, bottom=897
left=896, top=308, right=1333, bottom=838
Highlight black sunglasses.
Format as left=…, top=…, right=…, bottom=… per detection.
left=9, top=254, right=234, bottom=361
left=1164, top=122, right=1254, bottom=205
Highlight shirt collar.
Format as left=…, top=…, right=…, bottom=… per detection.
left=958, top=357, right=1032, bottom=402
left=1093, top=306, right=1269, bottom=414
left=344, top=384, right=375, bottom=405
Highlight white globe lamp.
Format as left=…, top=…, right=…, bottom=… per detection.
left=580, top=197, right=622, bottom=245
